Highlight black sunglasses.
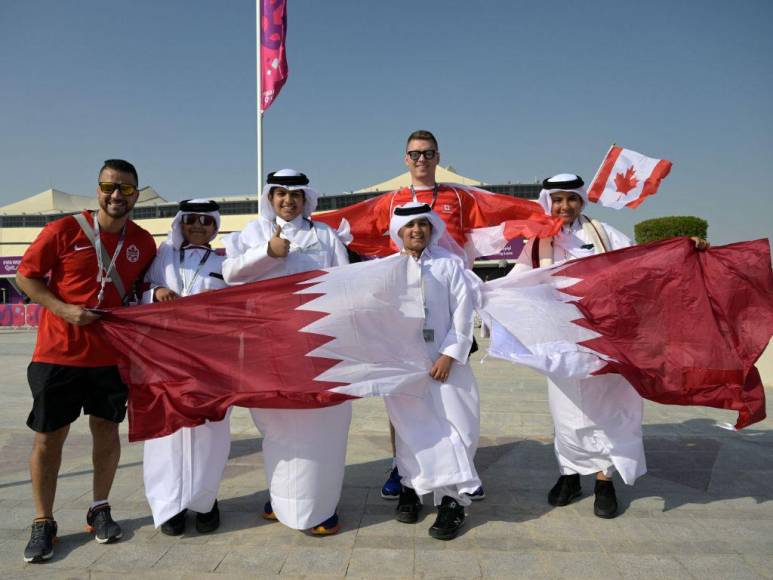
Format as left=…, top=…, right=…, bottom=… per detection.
left=406, top=149, right=437, bottom=161
left=181, top=214, right=216, bottom=226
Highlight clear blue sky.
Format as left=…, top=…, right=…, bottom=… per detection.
left=1, top=0, right=771, bottom=244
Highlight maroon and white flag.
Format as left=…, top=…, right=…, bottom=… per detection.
left=481, top=237, right=772, bottom=429
left=259, top=0, right=289, bottom=112
left=587, top=145, right=673, bottom=209
left=99, top=256, right=431, bottom=441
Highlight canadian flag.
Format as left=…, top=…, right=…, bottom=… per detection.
left=480, top=237, right=772, bottom=429
left=587, top=145, right=673, bottom=209
left=98, top=256, right=432, bottom=441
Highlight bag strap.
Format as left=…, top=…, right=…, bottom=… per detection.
left=72, top=213, right=127, bottom=301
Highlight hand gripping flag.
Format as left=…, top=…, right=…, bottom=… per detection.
left=314, top=184, right=561, bottom=259
left=587, top=145, right=673, bottom=209
left=481, top=237, right=773, bottom=429
left=260, top=0, right=289, bottom=112
left=98, top=256, right=432, bottom=441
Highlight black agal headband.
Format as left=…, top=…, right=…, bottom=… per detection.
left=267, top=171, right=310, bottom=187
left=179, top=199, right=220, bottom=212
left=542, top=175, right=584, bottom=190
left=393, top=203, right=432, bottom=217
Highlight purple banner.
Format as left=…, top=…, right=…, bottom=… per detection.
left=0, top=303, right=41, bottom=327
left=479, top=238, right=525, bottom=261
left=1, top=256, right=22, bottom=276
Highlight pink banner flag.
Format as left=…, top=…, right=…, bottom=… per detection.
left=587, top=145, right=672, bottom=209
left=260, top=0, right=289, bottom=112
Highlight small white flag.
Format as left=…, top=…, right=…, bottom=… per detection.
left=587, top=145, right=672, bottom=209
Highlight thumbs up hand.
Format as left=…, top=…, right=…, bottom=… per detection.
left=267, top=224, right=291, bottom=258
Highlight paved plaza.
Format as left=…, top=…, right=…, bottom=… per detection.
left=1, top=328, right=772, bottom=579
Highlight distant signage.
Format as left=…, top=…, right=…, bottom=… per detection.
left=1, top=257, right=22, bottom=276
left=479, top=238, right=525, bottom=261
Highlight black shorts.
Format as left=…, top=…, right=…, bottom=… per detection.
left=26, top=362, right=128, bottom=432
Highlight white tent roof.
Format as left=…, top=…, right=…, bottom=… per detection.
left=0, top=187, right=166, bottom=215
left=354, top=165, right=485, bottom=194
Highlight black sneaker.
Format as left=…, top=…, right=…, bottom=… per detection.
left=548, top=474, right=582, bottom=506
left=195, top=501, right=220, bottom=533
left=23, top=519, right=57, bottom=563
left=593, top=479, right=618, bottom=519
left=428, top=496, right=465, bottom=541
left=86, top=504, right=123, bottom=543
left=161, top=510, right=187, bottom=536
left=395, top=486, right=422, bottom=524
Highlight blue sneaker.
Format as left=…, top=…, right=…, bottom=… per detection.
left=465, top=486, right=486, bottom=501
left=381, top=466, right=402, bottom=500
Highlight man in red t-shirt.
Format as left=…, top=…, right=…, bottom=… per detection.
left=16, top=159, right=156, bottom=563
left=315, top=129, right=549, bottom=265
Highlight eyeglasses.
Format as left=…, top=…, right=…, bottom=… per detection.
left=181, top=214, right=216, bottom=226
left=406, top=149, right=437, bottom=161
left=98, top=182, right=138, bottom=196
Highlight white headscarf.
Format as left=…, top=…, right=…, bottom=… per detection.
left=388, top=202, right=447, bottom=250
left=537, top=173, right=588, bottom=216
left=168, top=198, right=221, bottom=250
left=259, top=168, right=320, bottom=220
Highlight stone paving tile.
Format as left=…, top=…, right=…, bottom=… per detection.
left=279, top=546, right=351, bottom=576
left=539, top=551, right=624, bottom=579
left=675, top=554, right=763, bottom=580
left=611, top=554, right=693, bottom=580
left=476, top=550, right=552, bottom=579
left=214, top=545, right=290, bottom=575
left=151, top=543, right=231, bottom=573
left=414, top=548, right=482, bottom=578
left=346, top=547, right=414, bottom=578
left=87, top=541, right=171, bottom=572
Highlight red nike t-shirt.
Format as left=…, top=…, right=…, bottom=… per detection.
left=18, top=211, right=157, bottom=367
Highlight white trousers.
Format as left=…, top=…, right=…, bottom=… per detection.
left=250, top=401, right=352, bottom=530
left=548, top=374, right=646, bottom=485
left=385, top=363, right=481, bottom=507
left=143, top=410, right=232, bottom=527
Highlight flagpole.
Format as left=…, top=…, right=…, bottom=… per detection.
left=256, top=0, right=263, bottom=195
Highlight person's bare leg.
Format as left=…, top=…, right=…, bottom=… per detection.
left=90, top=416, right=120, bottom=501
left=29, top=425, right=70, bottom=519
left=389, top=422, right=396, bottom=457
left=596, top=471, right=611, bottom=481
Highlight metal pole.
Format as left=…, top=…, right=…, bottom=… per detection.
left=256, top=0, right=264, bottom=195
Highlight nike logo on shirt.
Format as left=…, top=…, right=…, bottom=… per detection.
left=73, top=244, right=93, bottom=251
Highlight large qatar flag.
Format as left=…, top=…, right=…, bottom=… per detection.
left=100, top=238, right=772, bottom=441
left=480, top=237, right=772, bottom=430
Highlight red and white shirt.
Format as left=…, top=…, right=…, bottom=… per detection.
left=18, top=211, right=156, bottom=366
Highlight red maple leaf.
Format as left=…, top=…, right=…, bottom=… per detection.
left=614, top=166, right=638, bottom=199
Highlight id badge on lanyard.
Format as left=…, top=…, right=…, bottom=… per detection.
left=419, top=264, right=434, bottom=343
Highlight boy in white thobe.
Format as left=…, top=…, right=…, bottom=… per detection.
left=385, top=202, right=481, bottom=540
left=222, top=169, right=350, bottom=535
left=142, top=199, right=230, bottom=534
left=515, top=173, right=708, bottom=518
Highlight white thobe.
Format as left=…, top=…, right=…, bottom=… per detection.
left=384, top=248, right=482, bottom=506
left=515, top=218, right=646, bottom=485
left=222, top=215, right=352, bottom=529
left=142, top=243, right=232, bottom=527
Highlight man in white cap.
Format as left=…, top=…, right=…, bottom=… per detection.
left=141, top=199, right=230, bottom=535
left=384, top=201, right=481, bottom=540
left=222, top=169, right=350, bottom=535
left=514, top=173, right=707, bottom=518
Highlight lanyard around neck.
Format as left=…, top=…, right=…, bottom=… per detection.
left=177, top=247, right=212, bottom=297
left=93, top=213, right=126, bottom=307
left=410, top=183, right=439, bottom=208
